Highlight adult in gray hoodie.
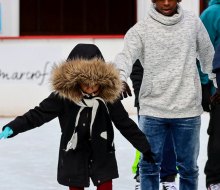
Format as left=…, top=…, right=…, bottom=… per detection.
left=114, top=0, right=216, bottom=190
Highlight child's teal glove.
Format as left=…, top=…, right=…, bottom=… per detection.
left=0, top=127, right=13, bottom=139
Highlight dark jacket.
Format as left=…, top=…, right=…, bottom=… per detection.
left=3, top=58, right=150, bottom=187
left=130, top=59, right=143, bottom=108
left=213, top=45, right=220, bottom=73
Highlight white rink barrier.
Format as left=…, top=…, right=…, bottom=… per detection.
left=0, top=38, right=136, bottom=117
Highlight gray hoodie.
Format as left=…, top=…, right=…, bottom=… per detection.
left=114, top=4, right=215, bottom=118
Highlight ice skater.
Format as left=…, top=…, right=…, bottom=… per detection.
left=113, top=0, right=216, bottom=189
left=0, top=43, right=155, bottom=190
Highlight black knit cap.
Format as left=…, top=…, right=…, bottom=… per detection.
left=67, top=43, right=105, bottom=61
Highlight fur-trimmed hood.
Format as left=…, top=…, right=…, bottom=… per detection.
left=51, top=58, right=122, bottom=103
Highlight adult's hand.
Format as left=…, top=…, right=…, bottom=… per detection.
left=143, top=150, right=155, bottom=164
left=201, top=82, right=213, bottom=112
left=211, top=88, right=220, bottom=105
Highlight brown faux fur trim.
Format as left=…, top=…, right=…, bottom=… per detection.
left=51, top=58, right=122, bottom=103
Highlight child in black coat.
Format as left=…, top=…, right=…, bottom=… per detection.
left=0, top=44, right=154, bottom=190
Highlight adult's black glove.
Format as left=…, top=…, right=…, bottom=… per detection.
left=143, top=150, right=155, bottom=163
left=201, top=82, right=213, bottom=112
left=211, top=88, right=220, bottom=105
left=121, top=81, right=132, bottom=99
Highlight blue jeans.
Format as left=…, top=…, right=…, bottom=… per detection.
left=160, top=129, right=178, bottom=181
left=139, top=115, right=201, bottom=190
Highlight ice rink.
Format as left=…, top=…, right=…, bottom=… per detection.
left=0, top=113, right=210, bottom=190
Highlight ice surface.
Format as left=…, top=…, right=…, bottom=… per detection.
left=0, top=113, right=209, bottom=190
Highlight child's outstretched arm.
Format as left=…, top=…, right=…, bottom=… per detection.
left=0, top=127, right=13, bottom=139
left=1, top=92, right=63, bottom=138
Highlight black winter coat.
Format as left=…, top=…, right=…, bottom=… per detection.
left=3, top=92, right=150, bottom=187
left=3, top=57, right=151, bottom=187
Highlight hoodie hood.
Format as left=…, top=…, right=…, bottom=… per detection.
left=209, top=0, right=220, bottom=6
left=51, top=58, right=122, bottom=103
left=67, top=43, right=104, bottom=61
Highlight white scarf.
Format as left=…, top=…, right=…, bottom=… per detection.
left=65, top=97, right=107, bottom=152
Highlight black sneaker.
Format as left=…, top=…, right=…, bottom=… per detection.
left=162, top=182, right=178, bottom=190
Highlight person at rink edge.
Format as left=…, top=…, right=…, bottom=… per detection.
left=130, top=59, right=178, bottom=190
left=199, top=0, right=220, bottom=189
left=0, top=43, right=155, bottom=190
left=206, top=44, right=220, bottom=190
left=113, top=0, right=217, bottom=190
